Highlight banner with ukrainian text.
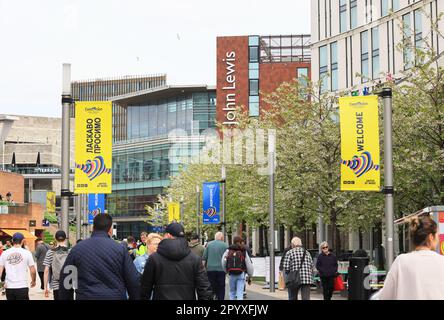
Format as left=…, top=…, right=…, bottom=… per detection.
left=75, top=101, right=112, bottom=194
left=339, top=96, right=380, bottom=191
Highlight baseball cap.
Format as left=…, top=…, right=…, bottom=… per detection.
left=12, top=232, right=24, bottom=243
left=165, top=223, right=185, bottom=238
left=55, top=230, right=67, bottom=241
left=190, top=233, right=199, bottom=240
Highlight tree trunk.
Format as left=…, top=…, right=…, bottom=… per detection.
left=330, top=209, right=341, bottom=256
left=358, top=228, right=363, bottom=249
left=259, top=225, right=265, bottom=256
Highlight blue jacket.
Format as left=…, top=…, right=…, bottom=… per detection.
left=58, top=231, right=140, bottom=300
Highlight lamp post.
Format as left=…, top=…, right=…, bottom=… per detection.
left=221, top=165, right=227, bottom=243
left=196, top=185, right=200, bottom=242
left=179, top=196, right=184, bottom=224
left=380, top=87, right=394, bottom=270
left=61, top=63, right=72, bottom=242
left=268, top=131, right=276, bottom=293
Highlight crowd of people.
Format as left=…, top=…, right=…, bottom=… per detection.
left=1, top=213, right=443, bottom=300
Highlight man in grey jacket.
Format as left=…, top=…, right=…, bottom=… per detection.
left=221, top=236, right=254, bottom=300
left=34, top=238, right=49, bottom=290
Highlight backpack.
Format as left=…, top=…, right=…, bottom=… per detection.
left=51, top=246, right=69, bottom=283
left=226, top=249, right=246, bottom=275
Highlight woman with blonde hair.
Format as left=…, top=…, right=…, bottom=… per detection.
left=133, top=233, right=163, bottom=275
left=316, top=241, right=338, bottom=300
left=378, top=215, right=444, bottom=300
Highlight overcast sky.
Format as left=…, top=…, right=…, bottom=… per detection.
left=0, top=0, right=310, bottom=117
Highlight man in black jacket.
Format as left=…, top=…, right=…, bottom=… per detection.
left=140, top=223, right=213, bottom=300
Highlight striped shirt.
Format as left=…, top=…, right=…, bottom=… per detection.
left=43, top=246, right=68, bottom=290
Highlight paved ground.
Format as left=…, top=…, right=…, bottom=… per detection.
left=1, top=279, right=346, bottom=300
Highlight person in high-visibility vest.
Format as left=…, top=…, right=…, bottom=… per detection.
left=136, top=232, right=148, bottom=257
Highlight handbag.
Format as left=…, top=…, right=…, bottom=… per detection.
left=285, top=249, right=307, bottom=290
left=278, top=271, right=286, bottom=290
left=333, top=274, right=345, bottom=291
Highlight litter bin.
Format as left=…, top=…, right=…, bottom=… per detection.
left=348, top=256, right=370, bottom=300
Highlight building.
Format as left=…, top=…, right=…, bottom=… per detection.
left=71, top=74, right=167, bottom=142
left=109, top=85, right=216, bottom=239
left=0, top=171, right=44, bottom=252
left=311, top=0, right=444, bottom=93
left=0, top=114, right=75, bottom=211
left=216, top=34, right=311, bottom=126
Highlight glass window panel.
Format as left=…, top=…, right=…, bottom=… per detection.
left=139, top=106, right=149, bottom=138
left=158, top=101, right=167, bottom=136
left=392, top=0, right=399, bottom=11
left=340, top=0, right=347, bottom=33
left=330, top=42, right=338, bottom=63
left=331, top=69, right=338, bottom=91
left=249, top=62, right=259, bottom=70
left=350, top=0, right=357, bottom=29
left=249, top=79, right=259, bottom=96
left=249, top=69, right=259, bottom=79
left=148, top=105, right=157, bottom=137
left=320, top=45, right=328, bottom=67
left=249, top=46, right=259, bottom=62
left=249, top=102, right=259, bottom=117
left=249, top=36, right=259, bottom=46
left=249, top=95, right=259, bottom=103
left=381, top=0, right=389, bottom=16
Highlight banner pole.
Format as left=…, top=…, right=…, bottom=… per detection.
left=61, top=63, right=71, bottom=244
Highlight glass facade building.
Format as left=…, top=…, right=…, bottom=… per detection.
left=108, top=86, right=216, bottom=238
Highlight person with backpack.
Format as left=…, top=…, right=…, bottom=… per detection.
left=221, top=236, right=254, bottom=300
left=282, top=237, right=314, bottom=300
left=43, top=230, right=71, bottom=300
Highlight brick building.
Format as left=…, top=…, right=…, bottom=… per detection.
left=216, top=34, right=311, bottom=127
left=0, top=171, right=44, bottom=251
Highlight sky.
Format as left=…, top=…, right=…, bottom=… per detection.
left=0, top=0, right=311, bottom=117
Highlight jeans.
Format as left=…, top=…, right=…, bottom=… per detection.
left=229, top=272, right=246, bottom=300
left=284, top=272, right=294, bottom=300
left=207, top=271, right=226, bottom=300
left=320, top=276, right=335, bottom=300
left=289, top=284, right=311, bottom=300
left=5, top=288, right=29, bottom=300
left=38, top=271, right=45, bottom=290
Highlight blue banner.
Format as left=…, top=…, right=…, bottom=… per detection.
left=202, top=182, right=220, bottom=225
left=88, top=193, right=105, bottom=225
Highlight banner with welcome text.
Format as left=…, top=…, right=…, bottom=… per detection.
left=339, top=95, right=380, bottom=191
left=75, top=101, right=112, bottom=194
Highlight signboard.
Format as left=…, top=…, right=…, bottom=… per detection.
left=339, top=95, right=380, bottom=191
left=202, top=182, right=220, bottom=224
left=167, top=202, right=180, bottom=223
left=88, top=194, right=105, bottom=225
left=46, top=191, right=56, bottom=213
left=75, top=101, right=112, bottom=194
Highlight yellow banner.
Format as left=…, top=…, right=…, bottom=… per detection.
left=167, top=202, right=180, bottom=223
left=339, top=95, right=380, bottom=191
left=75, top=101, right=112, bottom=194
left=46, top=191, right=56, bottom=213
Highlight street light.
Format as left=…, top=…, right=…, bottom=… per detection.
left=0, top=115, right=19, bottom=171
left=221, top=165, right=226, bottom=243
left=268, top=131, right=276, bottom=293
left=196, top=185, right=200, bottom=242
left=179, top=196, right=184, bottom=224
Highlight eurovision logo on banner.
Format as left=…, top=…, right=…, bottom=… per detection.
left=75, top=101, right=112, bottom=194
left=46, top=191, right=56, bottom=213
left=167, top=202, right=180, bottom=223
left=88, top=194, right=105, bottom=225
left=202, top=182, right=220, bottom=225
left=339, top=95, right=380, bottom=191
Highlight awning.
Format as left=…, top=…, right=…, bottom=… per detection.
left=0, top=229, right=37, bottom=240
left=394, top=206, right=444, bottom=225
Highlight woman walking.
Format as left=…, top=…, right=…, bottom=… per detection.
left=316, top=241, right=338, bottom=300
left=282, top=237, right=314, bottom=300
left=378, top=215, right=444, bottom=300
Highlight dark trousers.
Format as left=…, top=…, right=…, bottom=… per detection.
left=38, top=271, right=45, bottom=290
left=289, top=284, right=311, bottom=300
left=320, top=276, right=335, bottom=300
left=53, top=289, right=74, bottom=300
left=207, top=271, right=226, bottom=300
left=5, top=288, right=29, bottom=300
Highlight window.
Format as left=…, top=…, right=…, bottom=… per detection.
left=381, top=0, right=389, bottom=16
left=249, top=46, right=259, bottom=63
left=330, top=42, right=338, bottom=91
left=414, top=9, right=423, bottom=50
left=361, top=30, right=369, bottom=82
left=350, top=0, right=357, bottom=29
left=340, top=0, right=347, bottom=33
left=297, top=67, right=309, bottom=87
left=392, top=0, right=399, bottom=11
left=319, top=45, right=328, bottom=92
left=249, top=79, right=259, bottom=96
left=249, top=63, right=259, bottom=79
left=249, top=96, right=259, bottom=117
left=403, top=13, right=413, bottom=69
left=372, top=27, right=380, bottom=79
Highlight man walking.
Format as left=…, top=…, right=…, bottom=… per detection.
left=203, top=231, right=228, bottom=300
left=189, top=234, right=205, bottom=258
left=58, top=214, right=140, bottom=300
left=34, top=238, right=49, bottom=291
left=0, top=233, right=36, bottom=300
left=135, top=232, right=148, bottom=257
left=140, top=223, right=213, bottom=300
left=43, top=230, right=70, bottom=300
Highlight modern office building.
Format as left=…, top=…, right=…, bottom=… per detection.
left=311, top=0, right=444, bottom=93
left=217, top=34, right=311, bottom=126
left=71, top=74, right=167, bottom=142
left=108, top=85, right=216, bottom=238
